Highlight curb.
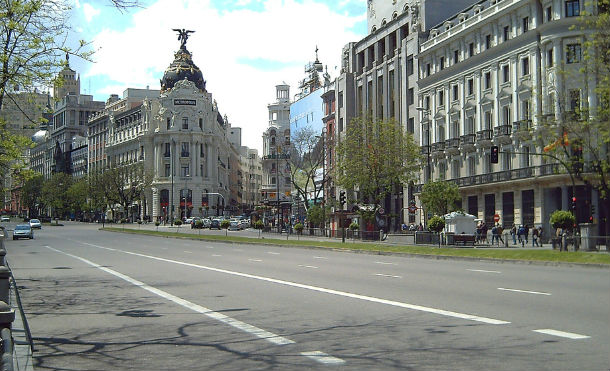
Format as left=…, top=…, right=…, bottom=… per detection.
left=101, top=228, right=610, bottom=270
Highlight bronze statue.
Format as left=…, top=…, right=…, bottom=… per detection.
left=172, top=28, right=195, bottom=49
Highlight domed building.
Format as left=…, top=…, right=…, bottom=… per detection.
left=104, top=30, right=233, bottom=222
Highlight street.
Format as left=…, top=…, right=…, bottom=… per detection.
left=4, top=223, right=609, bottom=370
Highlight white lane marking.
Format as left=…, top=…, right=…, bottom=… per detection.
left=234, top=249, right=244, bottom=252
left=498, top=287, right=551, bottom=296
left=375, top=261, right=396, bottom=265
left=301, top=351, right=345, bottom=365
left=297, top=265, right=318, bottom=269
left=78, top=241, right=510, bottom=325
left=212, top=254, right=222, bottom=257
left=161, top=247, right=168, bottom=250
left=248, top=259, right=262, bottom=262
left=267, top=252, right=280, bottom=255
left=467, top=269, right=501, bottom=274
left=375, top=273, right=402, bottom=279
left=533, top=329, right=590, bottom=339
left=184, top=251, right=192, bottom=253
left=313, top=256, right=328, bottom=259
left=44, top=246, right=294, bottom=345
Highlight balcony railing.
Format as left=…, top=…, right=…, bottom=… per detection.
left=445, top=138, right=460, bottom=149
left=494, top=124, right=512, bottom=137
left=431, top=141, right=446, bottom=152
left=512, top=119, right=532, bottom=132
left=262, top=153, right=290, bottom=160
left=460, top=134, right=476, bottom=146
left=476, top=129, right=493, bottom=142
left=180, top=152, right=190, bottom=157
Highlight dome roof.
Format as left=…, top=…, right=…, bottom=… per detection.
left=31, top=130, right=49, bottom=144
left=160, top=48, right=206, bottom=92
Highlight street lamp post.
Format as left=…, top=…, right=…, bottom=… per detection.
left=183, top=174, right=190, bottom=220
left=276, top=146, right=281, bottom=233
left=416, top=107, right=431, bottom=228
left=170, top=139, right=175, bottom=224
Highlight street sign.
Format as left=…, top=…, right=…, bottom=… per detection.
left=493, top=214, right=500, bottom=222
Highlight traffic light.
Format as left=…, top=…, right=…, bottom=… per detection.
left=490, top=146, right=499, bottom=164
left=572, top=196, right=577, bottom=213
left=591, top=203, right=596, bottom=216
left=339, top=191, right=346, bottom=206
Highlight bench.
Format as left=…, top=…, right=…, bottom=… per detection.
left=453, top=234, right=476, bottom=246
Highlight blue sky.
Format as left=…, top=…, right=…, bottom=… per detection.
left=67, top=0, right=367, bottom=151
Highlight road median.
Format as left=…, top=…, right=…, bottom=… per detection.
left=101, top=227, right=610, bottom=267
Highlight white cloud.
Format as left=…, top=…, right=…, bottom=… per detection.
left=82, top=3, right=101, bottom=23
left=83, top=0, right=365, bottom=151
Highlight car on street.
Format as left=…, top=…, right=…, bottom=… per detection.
left=202, top=218, right=211, bottom=228
left=13, top=224, right=34, bottom=240
left=29, top=219, right=42, bottom=229
left=0, top=216, right=9, bottom=222
left=210, top=219, right=221, bottom=230
left=228, top=220, right=240, bottom=231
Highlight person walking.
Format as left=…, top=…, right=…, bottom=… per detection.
left=532, top=226, right=540, bottom=247
left=517, top=225, right=525, bottom=247
left=497, top=224, right=504, bottom=245
left=524, top=225, right=530, bottom=245
left=510, top=224, right=517, bottom=245
left=491, top=224, right=498, bottom=245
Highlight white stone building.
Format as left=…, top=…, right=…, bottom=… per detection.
left=415, top=0, right=602, bottom=233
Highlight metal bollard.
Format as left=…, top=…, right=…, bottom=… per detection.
left=0, top=267, right=10, bottom=304
left=0, top=246, right=6, bottom=266
left=0, top=301, right=15, bottom=329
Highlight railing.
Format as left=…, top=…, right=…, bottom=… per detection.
left=262, top=154, right=290, bottom=160
left=476, top=129, right=493, bottom=141
left=512, top=119, right=532, bottom=132
left=180, top=152, right=189, bottom=157
left=460, top=134, right=476, bottom=146
left=445, top=137, right=460, bottom=149
left=431, top=141, right=446, bottom=152
left=494, top=124, right=512, bottom=137
left=421, top=145, right=431, bottom=155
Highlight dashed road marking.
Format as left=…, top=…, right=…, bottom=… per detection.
left=467, top=269, right=501, bottom=274
left=184, top=251, right=192, bottom=253
left=375, top=261, right=396, bottom=265
left=498, top=287, right=551, bottom=296
left=298, top=265, right=318, bottom=269
left=267, top=252, right=280, bottom=255
left=301, top=351, right=345, bottom=365
left=212, top=254, right=222, bottom=257
left=374, top=273, right=402, bottom=279
left=533, top=329, right=590, bottom=339
left=313, top=256, right=328, bottom=259
left=248, top=259, right=262, bottom=262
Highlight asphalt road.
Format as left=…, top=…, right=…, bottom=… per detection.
left=4, top=222, right=609, bottom=370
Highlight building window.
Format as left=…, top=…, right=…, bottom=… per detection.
left=484, top=111, right=493, bottom=129
left=503, top=26, right=510, bottom=42
left=502, top=65, right=510, bottom=83
left=569, top=89, right=581, bottom=111
left=166, top=117, right=171, bottom=130
left=522, top=57, right=530, bottom=76
left=182, top=117, right=188, bottom=129
left=426, top=63, right=431, bottom=77
left=468, top=195, right=478, bottom=216
left=546, top=6, right=552, bottom=21
left=503, top=106, right=511, bottom=124
left=502, top=192, right=514, bottom=227
left=565, top=0, right=580, bottom=17
left=164, top=164, right=170, bottom=177
left=566, top=44, right=582, bottom=63
left=522, top=190, right=535, bottom=226
left=181, top=142, right=189, bottom=157
left=407, top=56, right=414, bottom=75
left=200, top=143, right=204, bottom=157
left=484, top=71, right=491, bottom=89
left=425, top=96, right=430, bottom=110
left=468, top=157, right=476, bottom=176
left=440, top=56, right=445, bottom=70
left=339, top=118, right=344, bottom=132
left=452, top=85, right=458, bottom=101
left=468, top=42, right=474, bottom=57
left=438, top=90, right=444, bottom=106
left=547, top=48, right=554, bottom=67
left=164, top=143, right=170, bottom=157
left=408, top=117, right=414, bottom=133
left=454, top=50, right=459, bottom=64
left=451, top=160, right=460, bottom=179
left=522, top=17, right=529, bottom=32
left=181, top=165, right=190, bottom=177
left=467, top=78, right=474, bottom=96
left=408, top=88, right=414, bottom=105
left=502, top=152, right=511, bottom=170
left=199, top=118, right=203, bottom=129
left=485, top=34, right=491, bottom=49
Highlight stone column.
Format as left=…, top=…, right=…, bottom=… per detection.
left=552, top=38, right=563, bottom=119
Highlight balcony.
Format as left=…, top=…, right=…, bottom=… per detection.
left=180, top=152, right=190, bottom=158
left=262, top=153, right=290, bottom=161
left=445, top=138, right=460, bottom=155
left=431, top=141, right=446, bottom=159
left=493, top=124, right=512, bottom=144
left=459, top=134, right=476, bottom=152
left=420, top=145, right=431, bottom=155
left=512, top=119, right=532, bottom=140
left=476, top=129, right=493, bottom=147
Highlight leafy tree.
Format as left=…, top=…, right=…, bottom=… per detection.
left=103, top=163, right=153, bottom=221
left=428, top=215, right=446, bottom=247
left=288, top=126, right=326, bottom=211
left=335, top=116, right=422, bottom=211
left=550, top=210, right=577, bottom=232
left=67, top=178, right=89, bottom=216
left=306, top=204, right=325, bottom=227
left=541, top=1, right=610, bottom=238
left=20, top=173, right=44, bottom=217
left=41, top=172, right=72, bottom=219
left=419, top=180, right=461, bottom=216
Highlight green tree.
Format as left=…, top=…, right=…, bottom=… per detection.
left=288, top=126, right=326, bottom=211
left=335, top=116, right=422, bottom=211
left=103, top=163, right=153, bottom=221
left=419, top=180, right=461, bottom=216
left=67, top=178, right=89, bottom=217
left=550, top=210, right=577, bottom=232
left=306, top=204, right=325, bottom=227
left=428, top=215, right=446, bottom=247
left=41, top=172, right=72, bottom=220
left=20, top=173, right=44, bottom=217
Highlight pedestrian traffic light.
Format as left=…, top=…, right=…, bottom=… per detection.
left=490, top=146, right=499, bottom=163
left=572, top=196, right=577, bottom=212
left=340, top=191, right=346, bottom=206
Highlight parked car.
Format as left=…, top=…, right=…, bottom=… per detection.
left=29, top=219, right=42, bottom=229
left=13, top=224, right=34, bottom=240
left=228, top=221, right=240, bottom=231
left=0, top=216, right=9, bottom=222
left=210, top=219, right=221, bottom=230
